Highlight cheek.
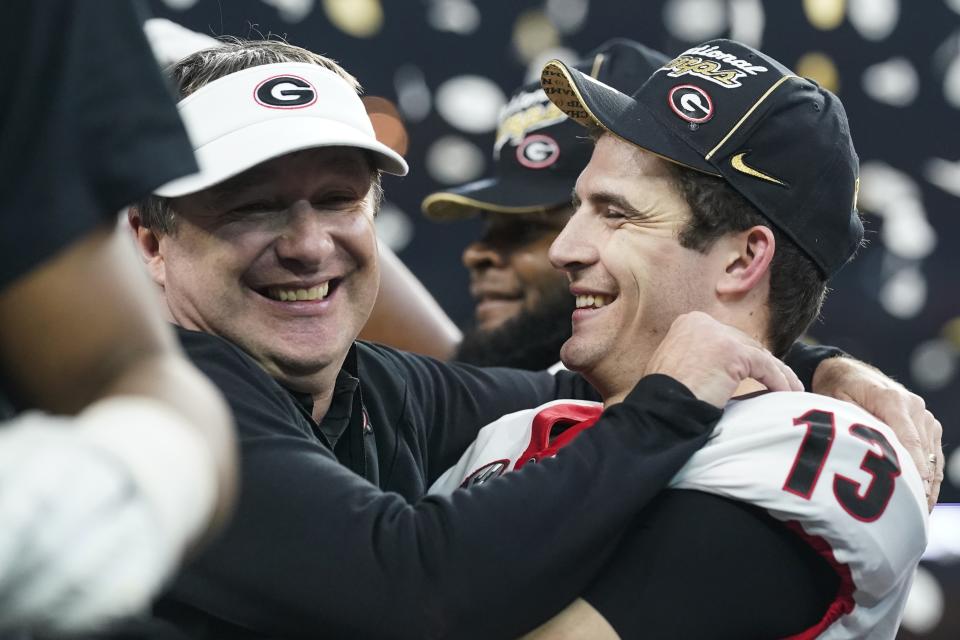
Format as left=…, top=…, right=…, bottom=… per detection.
left=335, top=215, right=380, bottom=285
left=514, top=251, right=550, bottom=278
left=158, top=235, right=202, bottom=278
left=610, top=239, right=676, bottom=303
left=346, top=215, right=379, bottom=262
left=633, top=246, right=712, bottom=315
left=513, top=253, right=559, bottom=303
left=513, top=237, right=558, bottom=280
left=210, top=236, right=268, bottom=278
left=168, top=224, right=256, bottom=261
left=168, top=230, right=266, bottom=290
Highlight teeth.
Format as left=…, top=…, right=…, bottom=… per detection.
left=267, top=282, right=330, bottom=302
left=575, top=294, right=610, bottom=309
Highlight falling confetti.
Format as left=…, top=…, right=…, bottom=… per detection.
left=426, top=135, right=486, bottom=184
left=796, top=51, right=840, bottom=92
left=435, top=75, right=506, bottom=134
left=803, top=0, right=845, bottom=30
left=322, top=0, right=383, bottom=37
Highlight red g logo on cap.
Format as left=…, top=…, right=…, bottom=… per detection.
left=668, top=85, right=714, bottom=123
left=254, top=74, right=317, bottom=109
left=517, top=134, right=560, bottom=169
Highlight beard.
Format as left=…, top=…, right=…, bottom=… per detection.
left=455, top=281, right=574, bottom=371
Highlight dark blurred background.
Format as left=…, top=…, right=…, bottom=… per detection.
left=146, top=0, right=960, bottom=635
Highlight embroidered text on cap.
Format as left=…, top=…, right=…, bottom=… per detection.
left=495, top=88, right=568, bottom=158
left=662, top=46, right=768, bottom=89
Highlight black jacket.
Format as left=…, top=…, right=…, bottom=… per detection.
left=158, top=328, right=722, bottom=639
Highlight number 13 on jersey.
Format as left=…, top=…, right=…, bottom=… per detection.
left=784, top=409, right=901, bottom=522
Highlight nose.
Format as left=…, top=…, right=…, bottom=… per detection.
left=548, top=208, right=595, bottom=273
left=462, top=239, right=505, bottom=273
left=274, top=201, right=336, bottom=269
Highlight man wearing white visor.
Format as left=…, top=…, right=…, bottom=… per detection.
left=153, top=63, right=407, bottom=198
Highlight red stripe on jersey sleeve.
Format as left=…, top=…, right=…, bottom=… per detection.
left=514, top=403, right=603, bottom=471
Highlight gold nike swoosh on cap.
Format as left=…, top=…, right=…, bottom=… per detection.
left=730, top=152, right=786, bottom=186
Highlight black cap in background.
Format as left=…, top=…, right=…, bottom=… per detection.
left=422, top=39, right=669, bottom=220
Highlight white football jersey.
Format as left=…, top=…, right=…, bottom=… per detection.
left=430, top=392, right=928, bottom=639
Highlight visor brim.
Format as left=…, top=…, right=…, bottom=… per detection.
left=155, top=117, right=408, bottom=198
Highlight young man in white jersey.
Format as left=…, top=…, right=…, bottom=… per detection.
left=433, top=39, right=929, bottom=638
left=368, top=40, right=943, bottom=511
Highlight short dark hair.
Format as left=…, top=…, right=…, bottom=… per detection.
left=137, top=38, right=381, bottom=233
left=667, top=163, right=828, bottom=357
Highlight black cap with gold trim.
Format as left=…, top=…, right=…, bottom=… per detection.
left=422, top=39, right=668, bottom=221
left=541, top=38, right=863, bottom=277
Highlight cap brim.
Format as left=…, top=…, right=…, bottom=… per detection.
left=422, top=173, right=575, bottom=220
left=540, top=60, right=717, bottom=175
left=155, top=117, right=408, bottom=198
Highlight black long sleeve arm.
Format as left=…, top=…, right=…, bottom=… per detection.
left=168, top=333, right=720, bottom=639
left=783, top=341, right=846, bottom=390
left=584, top=490, right=839, bottom=639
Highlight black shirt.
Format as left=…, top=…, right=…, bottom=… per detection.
left=0, top=0, right=196, bottom=291
left=584, top=490, right=840, bottom=638
left=158, top=327, right=722, bottom=639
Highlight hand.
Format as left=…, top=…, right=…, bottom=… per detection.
left=0, top=412, right=176, bottom=634
left=644, top=312, right=804, bottom=408
left=812, top=356, right=943, bottom=511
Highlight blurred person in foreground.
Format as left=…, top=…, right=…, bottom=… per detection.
left=0, top=1, right=236, bottom=635
left=435, top=39, right=929, bottom=638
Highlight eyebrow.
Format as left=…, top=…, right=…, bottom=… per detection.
left=205, top=164, right=281, bottom=209
left=202, top=149, right=372, bottom=209
left=572, top=188, right=648, bottom=218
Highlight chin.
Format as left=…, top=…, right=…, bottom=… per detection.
left=277, top=350, right=339, bottom=375
left=559, top=342, right=591, bottom=374
left=477, top=313, right=515, bottom=332
left=241, top=341, right=337, bottom=385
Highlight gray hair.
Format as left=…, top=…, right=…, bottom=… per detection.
left=168, top=37, right=362, bottom=99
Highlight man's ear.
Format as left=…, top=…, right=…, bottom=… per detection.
left=127, top=206, right=166, bottom=287
left=716, top=225, right=775, bottom=297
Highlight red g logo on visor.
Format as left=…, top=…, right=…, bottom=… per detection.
left=516, top=134, right=560, bottom=169
left=254, top=75, right=317, bottom=109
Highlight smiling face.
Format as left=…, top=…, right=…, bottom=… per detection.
left=152, top=147, right=379, bottom=393
left=549, top=135, right=728, bottom=398
left=461, top=209, right=572, bottom=332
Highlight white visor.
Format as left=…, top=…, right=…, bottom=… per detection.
left=155, top=62, right=408, bottom=197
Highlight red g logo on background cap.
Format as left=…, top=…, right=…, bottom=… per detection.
left=517, top=134, right=560, bottom=169
left=668, top=85, right=714, bottom=123
left=254, top=75, right=317, bottom=109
